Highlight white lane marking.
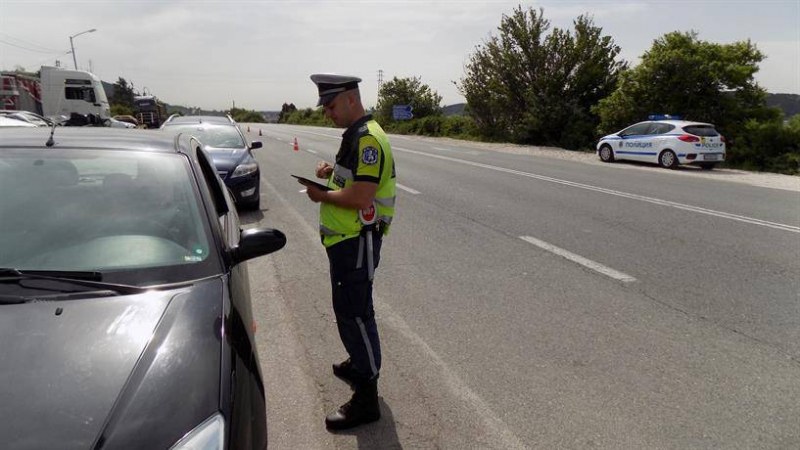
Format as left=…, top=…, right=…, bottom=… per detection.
left=289, top=129, right=340, bottom=140
left=434, top=146, right=479, bottom=155
left=520, top=235, right=637, bottom=283
left=395, top=147, right=800, bottom=234
left=306, top=149, right=318, bottom=155
left=397, top=183, right=420, bottom=194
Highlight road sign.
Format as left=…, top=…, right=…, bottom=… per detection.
left=392, top=105, right=414, bottom=120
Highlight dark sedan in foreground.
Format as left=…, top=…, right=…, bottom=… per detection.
left=0, top=128, right=285, bottom=449
left=161, top=115, right=262, bottom=210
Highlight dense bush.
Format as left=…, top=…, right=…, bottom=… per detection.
left=726, top=115, right=800, bottom=174
left=282, top=108, right=333, bottom=127
left=382, top=115, right=480, bottom=140
left=229, top=107, right=265, bottom=123
left=110, top=104, right=135, bottom=117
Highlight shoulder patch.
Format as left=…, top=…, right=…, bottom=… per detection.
left=362, top=146, right=379, bottom=165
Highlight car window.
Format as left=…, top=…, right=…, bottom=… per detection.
left=619, top=122, right=651, bottom=137
left=683, top=125, right=719, bottom=137
left=0, top=149, right=219, bottom=285
left=649, top=123, right=675, bottom=135
left=165, top=124, right=245, bottom=148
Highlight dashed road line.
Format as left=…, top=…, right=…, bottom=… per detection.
left=520, top=235, right=637, bottom=283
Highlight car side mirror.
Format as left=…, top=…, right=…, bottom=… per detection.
left=250, top=141, right=263, bottom=150
left=229, top=228, right=286, bottom=265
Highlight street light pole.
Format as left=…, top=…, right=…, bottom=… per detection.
left=69, top=28, right=97, bottom=70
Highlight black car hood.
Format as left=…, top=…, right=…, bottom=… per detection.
left=207, top=147, right=247, bottom=172
left=0, top=279, right=225, bottom=450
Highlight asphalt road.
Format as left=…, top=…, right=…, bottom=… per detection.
left=239, top=123, right=800, bottom=449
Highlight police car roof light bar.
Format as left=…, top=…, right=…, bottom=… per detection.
left=648, top=114, right=683, bottom=121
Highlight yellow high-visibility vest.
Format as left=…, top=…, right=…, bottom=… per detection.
left=320, top=116, right=396, bottom=248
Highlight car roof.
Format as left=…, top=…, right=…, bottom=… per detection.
left=639, top=119, right=714, bottom=127
left=163, top=115, right=235, bottom=126
left=0, top=127, right=192, bottom=153
left=0, top=116, right=38, bottom=127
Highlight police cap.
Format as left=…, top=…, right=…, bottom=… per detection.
left=310, top=74, right=362, bottom=106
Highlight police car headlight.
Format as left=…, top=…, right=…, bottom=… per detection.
left=231, top=162, right=258, bottom=178
left=170, top=413, right=224, bottom=450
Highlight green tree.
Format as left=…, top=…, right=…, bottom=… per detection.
left=229, top=107, right=265, bottom=123
left=110, top=77, right=135, bottom=110
left=593, top=31, right=778, bottom=135
left=284, top=108, right=332, bottom=126
left=725, top=115, right=800, bottom=174
left=459, top=6, right=625, bottom=149
left=375, top=76, right=442, bottom=124
left=278, top=102, right=297, bottom=123
left=110, top=104, right=135, bottom=116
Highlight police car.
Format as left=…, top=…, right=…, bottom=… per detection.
left=596, top=116, right=726, bottom=170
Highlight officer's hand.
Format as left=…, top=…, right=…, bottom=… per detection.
left=316, top=161, right=333, bottom=179
left=305, top=184, right=326, bottom=203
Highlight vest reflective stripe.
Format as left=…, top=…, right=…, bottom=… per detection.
left=375, top=196, right=395, bottom=207
left=334, top=165, right=353, bottom=180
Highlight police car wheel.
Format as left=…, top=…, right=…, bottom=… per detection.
left=599, top=145, right=614, bottom=163
left=658, top=150, right=678, bottom=169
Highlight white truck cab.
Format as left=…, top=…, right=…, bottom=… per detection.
left=40, top=66, right=110, bottom=120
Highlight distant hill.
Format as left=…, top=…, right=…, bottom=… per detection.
left=766, top=93, right=800, bottom=117
left=442, top=103, right=467, bottom=116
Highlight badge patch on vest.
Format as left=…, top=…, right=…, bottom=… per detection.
left=362, top=146, right=379, bottom=165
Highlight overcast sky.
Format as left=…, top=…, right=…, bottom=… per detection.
left=1, top=0, right=798, bottom=111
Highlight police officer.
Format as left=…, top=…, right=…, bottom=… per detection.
left=303, top=73, right=396, bottom=430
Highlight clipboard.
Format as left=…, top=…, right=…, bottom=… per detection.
left=291, top=174, right=332, bottom=191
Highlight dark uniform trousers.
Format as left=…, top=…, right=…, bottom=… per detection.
left=326, top=228, right=383, bottom=382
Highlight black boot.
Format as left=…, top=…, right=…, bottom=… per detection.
left=325, top=378, right=380, bottom=430
left=332, top=358, right=359, bottom=386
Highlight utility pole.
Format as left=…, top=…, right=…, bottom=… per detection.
left=69, top=28, right=97, bottom=70
left=377, top=69, right=384, bottom=105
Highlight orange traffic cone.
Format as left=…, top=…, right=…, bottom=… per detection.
left=258, top=129, right=262, bottom=136
left=293, top=137, right=299, bottom=152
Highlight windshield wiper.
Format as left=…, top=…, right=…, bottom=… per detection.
left=0, top=289, right=122, bottom=305
left=0, top=268, right=102, bottom=280
left=0, top=268, right=146, bottom=295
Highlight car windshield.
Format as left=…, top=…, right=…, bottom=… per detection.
left=165, top=124, right=245, bottom=149
left=0, top=148, right=220, bottom=286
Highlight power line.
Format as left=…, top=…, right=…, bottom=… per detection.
left=0, top=33, right=63, bottom=53
left=0, top=38, right=65, bottom=54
